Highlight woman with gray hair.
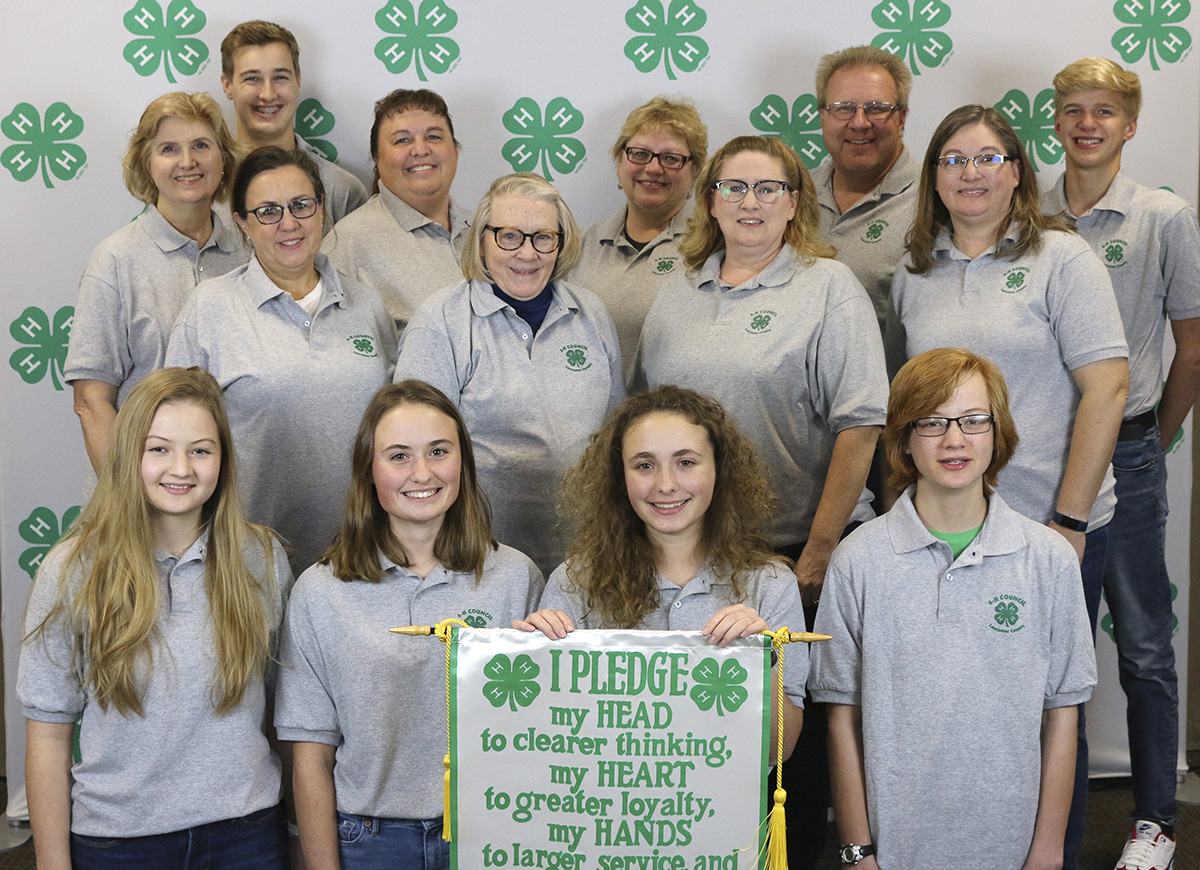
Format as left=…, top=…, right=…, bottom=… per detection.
left=395, top=172, right=623, bottom=574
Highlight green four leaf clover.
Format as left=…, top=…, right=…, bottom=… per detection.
left=748, top=95, right=828, bottom=170
left=482, top=653, right=541, bottom=712
left=871, top=0, right=954, bottom=75
left=18, top=506, right=81, bottom=580
left=1105, top=243, right=1125, bottom=263
left=751, top=314, right=771, bottom=331
left=994, top=602, right=1020, bottom=627
left=1112, top=0, right=1192, bottom=71
left=122, top=0, right=209, bottom=84
left=624, top=0, right=709, bottom=80
left=1006, top=272, right=1023, bottom=289
left=10, top=306, right=73, bottom=390
left=866, top=222, right=885, bottom=240
left=295, top=98, right=339, bottom=162
left=689, top=656, right=748, bottom=716
left=994, top=88, right=1062, bottom=172
left=501, top=97, right=586, bottom=181
left=2, top=103, right=86, bottom=189
left=375, top=0, right=461, bottom=81
left=566, top=348, right=586, bottom=368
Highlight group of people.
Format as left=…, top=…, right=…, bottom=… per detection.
left=14, top=16, right=1200, bottom=870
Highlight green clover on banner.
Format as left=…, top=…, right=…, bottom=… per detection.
left=10, top=306, right=73, bottom=390
left=375, top=0, right=460, bottom=81
left=2, top=103, right=86, bottom=189
left=624, top=0, right=709, bottom=80
left=122, top=0, right=209, bottom=84
left=501, top=98, right=586, bottom=181
left=871, top=0, right=953, bottom=75
left=994, top=89, right=1062, bottom=173
left=748, top=94, right=828, bottom=170
left=18, top=506, right=81, bottom=580
left=1112, top=0, right=1192, bottom=71
left=295, top=99, right=339, bottom=162
left=482, top=653, right=541, bottom=712
left=689, top=656, right=748, bottom=717
left=994, top=602, right=1020, bottom=627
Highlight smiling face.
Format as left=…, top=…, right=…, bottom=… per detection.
left=148, top=117, right=224, bottom=213
left=710, top=150, right=799, bottom=258
left=221, top=42, right=300, bottom=148
left=1055, top=88, right=1137, bottom=174
left=618, top=127, right=695, bottom=224
left=623, top=411, right=716, bottom=552
left=372, top=403, right=462, bottom=541
left=236, top=164, right=323, bottom=283
left=820, top=64, right=906, bottom=182
left=141, top=401, right=221, bottom=530
left=483, top=194, right=559, bottom=300
left=934, top=122, right=1021, bottom=237
left=376, top=108, right=459, bottom=215
left=906, top=372, right=993, bottom=502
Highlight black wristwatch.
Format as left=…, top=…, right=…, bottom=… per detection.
left=839, top=843, right=876, bottom=865
left=1051, top=510, right=1089, bottom=533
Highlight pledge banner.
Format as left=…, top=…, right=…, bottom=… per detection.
left=449, top=628, right=772, bottom=870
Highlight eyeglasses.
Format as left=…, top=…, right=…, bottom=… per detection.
left=935, top=154, right=1015, bottom=171
left=713, top=179, right=790, bottom=204
left=246, top=197, right=321, bottom=225
left=821, top=101, right=901, bottom=121
left=485, top=225, right=562, bottom=254
left=624, top=147, right=692, bottom=170
left=909, top=414, right=995, bottom=437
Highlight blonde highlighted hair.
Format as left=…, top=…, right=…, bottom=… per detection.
left=1053, top=57, right=1142, bottom=118
left=610, top=96, right=708, bottom=170
left=123, top=92, right=239, bottom=206
left=27, top=368, right=276, bottom=717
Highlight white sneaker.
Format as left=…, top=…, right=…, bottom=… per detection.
left=1115, top=820, right=1175, bottom=870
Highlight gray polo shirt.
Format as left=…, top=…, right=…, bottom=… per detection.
left=18, top=529, right=292, bottom=837
left=323, top=187, right=470, bottom=333
left=571, top=204, right=690, bottom=384
left=166, top=254, right=397, bottom=575
left=274, top=545, right=543, bottom=819
left=395, top=279, right=624, bottom=575
left=540, top=560, right=808, bottom=707
left=889, top=229, right=1127, bottom=528
left=63, top=205, right=246, bottom=405
left=636, top=246, right=888, bottom=547
left=811, top=489, right=1095, bottom=870
left=811, top=147, right=919, bottom=331
left=1044, top=172, right=1200, bottom=416
left=295, top=134, right=368, bottom=228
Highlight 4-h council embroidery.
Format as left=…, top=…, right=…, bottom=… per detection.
left=448, top=628, right=771, bottom=869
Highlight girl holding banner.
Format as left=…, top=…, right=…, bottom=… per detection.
left=274, top=380, right=543, bottom=870
left=19, top=367, right=293, bottom=869
left=515, top=385, right=805, bottom=766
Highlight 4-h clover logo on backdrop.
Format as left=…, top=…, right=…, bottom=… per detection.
left=2, top=103, right=86, bottom=189
left=10, top=306, right=73, bottom=390
left=295, top=99, right=341, bottom=163
left=749, top=95, right=828, bottom=170
left=500, top=98, right=586, bottom=181
left=18, top=506, right=81, bottom=580
left=689, top=656, right=748, bottom=716
left=481, top=653, right=541, bottom=712
left=122, top=0, right=209, bottom=83
left=1112, top=0, right=1192, bottom=70
left=623, top=0, right=709, bottom=79
left=375, top=0, right=460, bottom=80
left=994, top=89, right=1062, bottom=173
left=871, top=0, right=953, bottom=74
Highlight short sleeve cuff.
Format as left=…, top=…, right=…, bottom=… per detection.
left=274, top=726, right=342, bottom=746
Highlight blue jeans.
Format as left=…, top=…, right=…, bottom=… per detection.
left=337, top=812, right=449, bottom=870
left=1063, top=523, right=1109, bottom=870
left=70, top=804, right=286, bottom=870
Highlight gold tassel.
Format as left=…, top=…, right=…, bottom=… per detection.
left=433, top=618, right=469, bottom=842
left=760, top=626, right=793, bottom=870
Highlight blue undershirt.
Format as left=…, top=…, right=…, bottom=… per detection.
left=492, top=282, right=554, bottom=335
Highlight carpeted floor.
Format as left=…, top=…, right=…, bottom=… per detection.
left=0, top=776, right=1194, bottom=868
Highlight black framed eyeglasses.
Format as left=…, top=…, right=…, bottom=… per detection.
left=246, top=197, right=321, bottom=225
left=935, top=154, right=1015, bottom=171
left=909, top=414, right=995, bottom=437
left=821, top=101, right=901, bottom=121
left=713, top=179, right=790, bottom=203
left=624, top=147, right=691, bottom=169
left=485, top=225, right=562, bottom=254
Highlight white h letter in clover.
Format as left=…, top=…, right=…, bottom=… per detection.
left=16, top=314, right=43, bottom=341
left=383, top=42, right=407, bottom=65
left=6, top=149, right=32, bottom=173
left=920, top=36, right=945, bottom=60
left=919, top=0, right=941, bottom=21
left=673, top=3, right=698, bottom=26
left=508, top=143, right=533, bottom=164
left=878, top=2, right=904, bottom=23
left=424, top=4, right=448, bottom=27
left=634, top=4, right=659, bottom=27
left=8, top=110, right=34, bottom=136
left=172, top=5, right=195, bottom=27
left=795, top=101, right=819, bottom=125
left=998, top=98, right=1022, bottom=122
left=801, top=140, right=824, bottom=162
left=131, top=44, right=156, bottom=67
left=676, top=39, right=701, bottom=62
left=757, top=103, right=781, bottom=125
left=632, top=41, right=655, bottom=63
left=177, top=43, right=200, bottom=65
left=303, top=107, right=325, bottom=128
left=428, top=42, right=451, bottom=64
left=1121, top=0, right=1146, bottom=13
left=384, top=4, right=409, bottom=28
left=551, top=105, right=575, bottom=129
left=132, top=5, right=156, bottom=30
left=509, top=106, right=535, bottom=128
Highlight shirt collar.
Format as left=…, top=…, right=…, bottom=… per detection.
left=930, top=223, right=1021, bottom=261
left=155, top=525, right=211, bottom=566
left=245, top=251, right=345, bottom=310
left=599, top=204, right=691, bottom=249
left=1047, top=170, right=1135, bottom=219
left=379, top=549, right=462, bottom=588
left=887, top=487, right=1026, bottom=560
left=695, top=244, right=801, bottom=291
left=139, top=204, right=241, bottom=255
left=468, top=277, right=579, bottom=317
left=379, top=185, right=470, bottom=238
left=813, top=146, right=918, bottom=208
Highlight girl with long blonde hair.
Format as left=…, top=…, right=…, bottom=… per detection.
left=19, top=367, right=291, bottom=870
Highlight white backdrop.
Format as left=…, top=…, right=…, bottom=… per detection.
left=2, top=0, right=1196, bottom=820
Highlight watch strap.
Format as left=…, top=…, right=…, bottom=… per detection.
left=1051, top=510, right=1088, bottom=532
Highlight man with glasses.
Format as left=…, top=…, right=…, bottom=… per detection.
left=220, top=20, right=367, bottom=228
left=812, top=45, right=918, bottom=333
left=1043, top=57, right=1200, bottom=870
